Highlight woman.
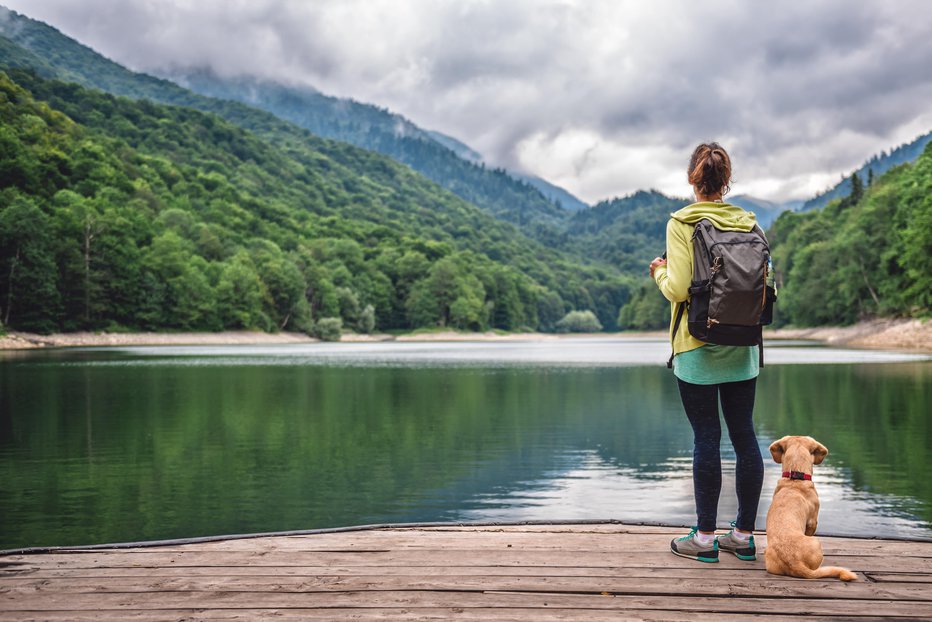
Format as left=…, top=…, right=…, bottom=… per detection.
left=649, top=143, right=764, bottom=563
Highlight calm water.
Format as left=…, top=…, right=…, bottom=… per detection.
left=1, top=338, right=930, bottom=550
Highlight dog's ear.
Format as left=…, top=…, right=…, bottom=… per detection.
left=809, top=438, right=829, bottom=465
left=769, top=437, right=789, bottom=464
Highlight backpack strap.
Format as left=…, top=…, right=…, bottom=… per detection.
left=758, top=329, right=765, bottom=368
left=667, top=300, right=687, bottom=369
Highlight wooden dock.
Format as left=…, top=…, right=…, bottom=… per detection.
left=2, top=523, right=931, bottom=620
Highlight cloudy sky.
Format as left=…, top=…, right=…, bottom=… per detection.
left=6, top=0, right=932, bottom=204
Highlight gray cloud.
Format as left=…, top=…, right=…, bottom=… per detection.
left=5, top=0, right=931, bottom=203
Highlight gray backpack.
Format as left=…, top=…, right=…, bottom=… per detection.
left=668, top=219, right=776, bottom=368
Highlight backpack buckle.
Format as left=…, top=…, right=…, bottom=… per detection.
left=711, top=256, right=723, bottom=275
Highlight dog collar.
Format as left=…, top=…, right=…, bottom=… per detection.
left=782, top=471, right=812, bottom=481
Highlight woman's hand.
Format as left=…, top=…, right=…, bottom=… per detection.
left=649, top=256, right=667, bottom=278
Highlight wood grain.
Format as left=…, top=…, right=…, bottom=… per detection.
left=3, top=524, right=931, bottom=620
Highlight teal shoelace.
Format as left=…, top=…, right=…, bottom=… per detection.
left=677, top=527, right=699, bottom=542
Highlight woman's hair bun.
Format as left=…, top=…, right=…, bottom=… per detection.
left=688, top=143, right=732, bottom=197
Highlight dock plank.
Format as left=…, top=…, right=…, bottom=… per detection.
left=3, top=524, right=931, bottom=620
left=5, top=573, right=931, bottom=601
left=66, top=528, right=925, bottom=556
left=4, top=565, right=892, bottom=580
left=4, top=549, right=926, bottom=573
left=4, top=590, right=932, bottom=617
left=0, top=609, right=894, bottom=622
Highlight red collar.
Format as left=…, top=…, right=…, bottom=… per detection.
left=782, top=471, right=812, bottom=481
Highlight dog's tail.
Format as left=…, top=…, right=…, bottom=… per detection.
left=807, top=565, right=858, bottom=581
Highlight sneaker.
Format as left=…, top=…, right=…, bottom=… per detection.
left=670, top=527, right=719, bottom=563
left=716, top=521, right=756, bottom=560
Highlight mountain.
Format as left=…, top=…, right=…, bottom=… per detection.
left=801, top=131, right=932, bottom=212
left=729, top=195, right=802, bottom=229
left=514, top=173, right=590, bottom=212
left=425, top=130, right=483, bottom=162
left=169, top=68, right=578, bottom=231
left=566, top=190, right=685, bottom=273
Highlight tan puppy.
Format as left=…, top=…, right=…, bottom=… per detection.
left=765, top=436, right=857, bottom=581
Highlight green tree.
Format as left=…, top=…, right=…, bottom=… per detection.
left=617, top=280, right=669, bottom=330
left=335, top=286, right=360, bottom=328
left=849, top=171, right=864, bottom=205
left=312, top=317, right=342, bottom=341
left=143, top=231, right=219, bottom=329
left=249, top=241, right=307, bottom=330
left=172, top=259, right=219, bottom=330
left=555, top=310, right=603, bottom=333
left=536, top=289, right=566, bottom=333
left=215, top=250, right=268, bottom=330
left=0, top=193, right=60, bottom=332
left=357, top=304, right=376, bottom=334
left=406, top=254, right=487, bottom=329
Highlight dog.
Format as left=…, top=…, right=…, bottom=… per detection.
left=764, top=435, right=857, bottom=581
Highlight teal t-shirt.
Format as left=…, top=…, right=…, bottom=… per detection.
left=673, top=344, right=759, bottom=385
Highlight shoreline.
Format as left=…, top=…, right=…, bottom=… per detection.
left=1, top=318, right=929, bottom=353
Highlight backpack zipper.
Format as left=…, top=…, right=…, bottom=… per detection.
left=761, top=261, right=768, bottom=312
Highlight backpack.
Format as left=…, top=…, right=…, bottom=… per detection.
left=667, top=219, right=776, bottom=369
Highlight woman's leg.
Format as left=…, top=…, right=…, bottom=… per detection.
left=676, top=379, right=722, bottom=533
left=720, top=377, right=763, bottom=532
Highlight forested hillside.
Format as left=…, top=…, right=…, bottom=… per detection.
left=0, top=69, right=632, bottom=334
left=769, top=143, right=932, bottom=326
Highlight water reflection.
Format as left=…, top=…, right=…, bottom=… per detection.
left=458, top=449, right=932, bottom=539
left=36, top=337, right=932, bottom=367
left=0, top=339, right=929, bottom=550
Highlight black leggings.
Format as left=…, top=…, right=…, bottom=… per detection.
left=676, top=377, right=763, bottom=532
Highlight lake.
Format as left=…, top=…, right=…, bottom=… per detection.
left=1, top=337, right=930, bottom=550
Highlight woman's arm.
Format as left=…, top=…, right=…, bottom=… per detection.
left=653, top=219, right=692, bottom=303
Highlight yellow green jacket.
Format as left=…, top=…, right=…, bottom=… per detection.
left=652, top=202, right=759, bottom=356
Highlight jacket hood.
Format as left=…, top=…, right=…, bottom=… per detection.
left=671, top=202, right=757, bottom=232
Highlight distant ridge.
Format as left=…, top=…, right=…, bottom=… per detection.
left=729, top=195, right=803, bottom=229
left=426, top=129, right=589, bottom=212
left=170, top=69, right=586, bottom=228
left=801, top=131, right=932, bottom=212
left=425, top=130, right=483, bottom=163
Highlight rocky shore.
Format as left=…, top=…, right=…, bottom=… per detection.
left=1, top=318, right=929, bottom=353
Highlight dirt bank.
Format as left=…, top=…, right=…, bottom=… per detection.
left=0, top=331, right=317, bottom=349
left=1, top=319, right=928, bottom=352
left=765, top=318, right=932, bottom=353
